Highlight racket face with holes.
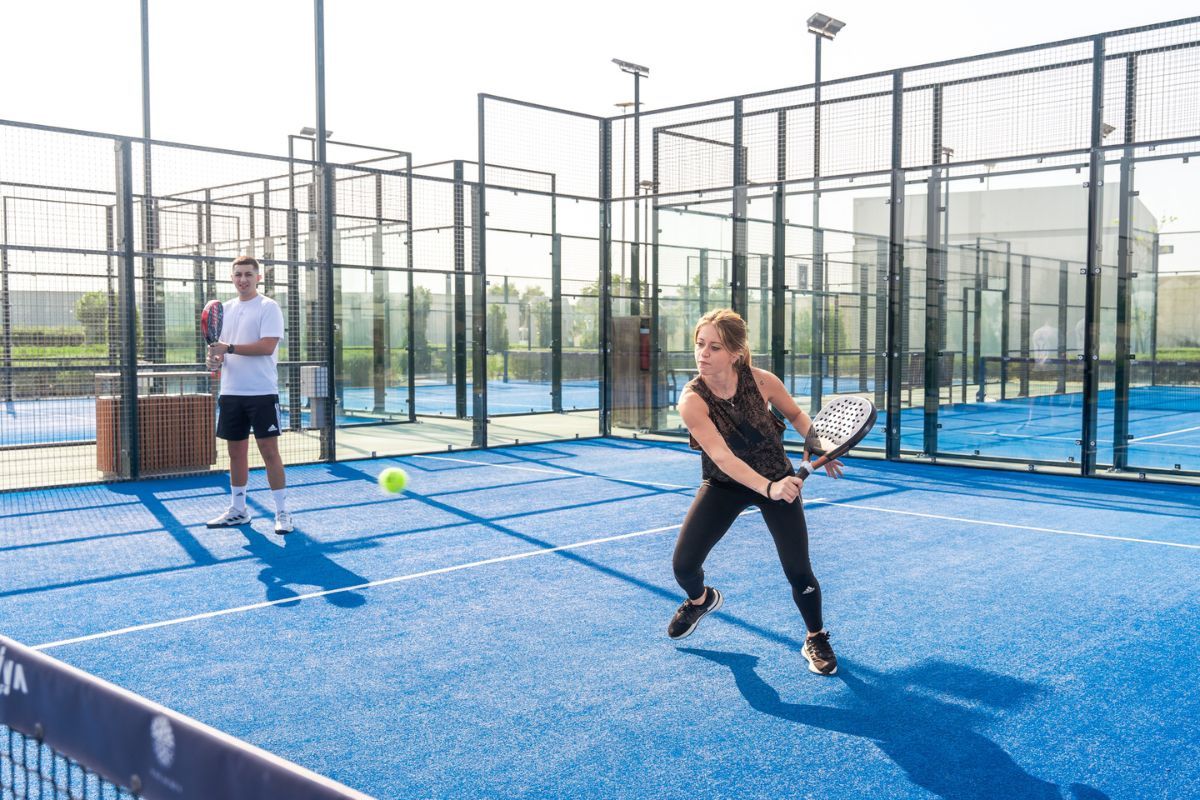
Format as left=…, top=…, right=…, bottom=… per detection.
left=200, top=299, right=224, bottom=345
left=807, top=395, right=877, bottom=464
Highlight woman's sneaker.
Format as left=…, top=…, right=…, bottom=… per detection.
left=802, top=629, right=838, bottom=675
left=206, top=507, right=251, bottom=528
left=667, top=587, right=723, bottom=639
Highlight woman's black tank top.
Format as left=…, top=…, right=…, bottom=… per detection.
left=686, top=361, right=792, bottom=485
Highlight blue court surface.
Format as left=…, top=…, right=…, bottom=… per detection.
left=3, top=439, right=1197, bottom=798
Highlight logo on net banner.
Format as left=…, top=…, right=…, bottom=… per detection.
left=0, top=647, right=29, bottom=696
left=149, top=714, right=184, bottom=794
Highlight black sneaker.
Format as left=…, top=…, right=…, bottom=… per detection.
left=802, top=629, right=838, bottom=675
left=667, top=587, right=723, bottom=639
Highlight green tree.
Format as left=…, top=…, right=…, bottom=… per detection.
left=75, top=291, right=140, bottom=346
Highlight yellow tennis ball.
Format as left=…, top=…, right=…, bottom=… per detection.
left=378, top=467, right=408, bottom=494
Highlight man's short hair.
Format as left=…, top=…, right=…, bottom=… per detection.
left=232, top=255, right=260, bottom=270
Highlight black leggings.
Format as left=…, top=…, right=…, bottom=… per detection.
left=672, top=480, right=823, bottom=633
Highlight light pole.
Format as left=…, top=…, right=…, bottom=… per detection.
left=806, top=12, right=845, bottom=411
left=615, top=101, right=637, bottom=284
left=613, top=58, right=649, bottom=315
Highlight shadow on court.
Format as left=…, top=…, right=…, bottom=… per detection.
left=679, top=648, right=1109, bottom=800
left=239, top=530, right=368, bottom=608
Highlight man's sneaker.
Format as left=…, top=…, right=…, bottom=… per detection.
left=802, top=629, right=838, bottom=675
left=667, top=587, right=723, bottom=639
left=207, top=507, right=251, bottom=528
left=274, top=511, right=294, bottom=535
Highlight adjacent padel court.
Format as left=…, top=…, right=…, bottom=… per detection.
left=3, top=439, right=1197, bottom=799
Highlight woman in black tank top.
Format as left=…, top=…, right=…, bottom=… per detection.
left=666, top=309, right=844, bottom=676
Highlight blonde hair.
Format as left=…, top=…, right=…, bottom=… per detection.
left=693, top=308, right=751, bottom=366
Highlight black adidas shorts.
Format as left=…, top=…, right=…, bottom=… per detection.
left=217, top=394, right=282, bottom=440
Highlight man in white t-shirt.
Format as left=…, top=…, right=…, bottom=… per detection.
left=205, top=255, right=293, bottom=534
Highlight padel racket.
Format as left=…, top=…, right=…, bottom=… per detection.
left=200, top=299, right=223, bottom=374
left=795, top=395, right=877, bottom=480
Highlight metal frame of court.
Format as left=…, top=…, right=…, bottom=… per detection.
left=1, top=15, right=1199, bottom=491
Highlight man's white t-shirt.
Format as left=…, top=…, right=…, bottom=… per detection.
left=220, top=294, right=285, bottom=395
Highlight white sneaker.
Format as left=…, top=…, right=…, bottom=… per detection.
left=274, top=510, right=294, bottom=535
left=207, top=507, right=251, bottom=528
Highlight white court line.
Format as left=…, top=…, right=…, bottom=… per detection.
left=35, top=507, right=780, bottom=652
left=805, top=499, right=1200, bottom=550
left=1132, top=424, right=1200, bottom=443
left=411, top=453, right=693, bottom=489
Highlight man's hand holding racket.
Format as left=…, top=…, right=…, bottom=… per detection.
left=201, top=299, right=224, bottom=376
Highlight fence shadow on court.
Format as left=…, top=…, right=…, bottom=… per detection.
left=679, top=648, right=1108, bottom=800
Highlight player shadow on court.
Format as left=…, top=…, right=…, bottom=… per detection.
left=679, top=648, right=1109, bottom=800
left=239, top=529, right=368, bottom=608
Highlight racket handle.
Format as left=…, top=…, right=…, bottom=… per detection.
left=796, top=461, right=816, bottom=479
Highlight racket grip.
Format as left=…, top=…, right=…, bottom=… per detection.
left=795, top=461, right=816, bottom=479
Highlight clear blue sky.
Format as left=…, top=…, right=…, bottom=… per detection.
left=1, top=1, right=1195, bottom=161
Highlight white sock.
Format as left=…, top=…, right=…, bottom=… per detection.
left=272, top=488, right=288, bottom=514
left=230, top=484, right=247, bottom=512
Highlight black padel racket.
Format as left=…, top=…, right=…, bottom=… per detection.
left=795, top=395, right=877, bottom=480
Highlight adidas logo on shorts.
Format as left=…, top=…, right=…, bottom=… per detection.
left=268, top=424, right=278, bottom=432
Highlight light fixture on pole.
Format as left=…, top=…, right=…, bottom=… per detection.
left=806, top=12, right=846, bottom=39
left=613, top=59, right=649, bottom=312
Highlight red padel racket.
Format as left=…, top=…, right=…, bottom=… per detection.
left=200, top=299, right=224, bottom=376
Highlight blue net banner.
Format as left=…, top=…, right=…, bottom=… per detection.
left=0, top=635, right=373, bottom=800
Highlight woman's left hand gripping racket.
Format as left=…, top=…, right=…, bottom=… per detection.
left=200, top=299, right=224, bottom=377
left=795, top=395, right=878, bottom=481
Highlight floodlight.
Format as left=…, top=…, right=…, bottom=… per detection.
left=298, top=127, right=334, bottom=138
left=807, top=12, right=845, bottom=39
left=612, top=58, right=650, bottom=77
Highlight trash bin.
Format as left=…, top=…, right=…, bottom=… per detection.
left=95, top=371, right=217, bottom=477
left=300, top=365, right=329, bottom=429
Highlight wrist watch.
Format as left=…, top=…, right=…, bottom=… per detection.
left=227, top=343, right=236, bottom=355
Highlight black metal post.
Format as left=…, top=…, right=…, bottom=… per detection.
left=1057, top=260, right=1069, bottom=394
left=885, top=72, right=905, bottom=460
left=139, top=0, right=163, bottom=366
left=811, top=34, right=825, bottom=413
left=1112, top=53, right=1138, bottom=471
left=551, top=175, right=563, bottom=414
left=731, top=99, right=748, bottom=316
left=454, top=161, right=468, bottom=419
left=0, top=201, right=10, bottom=402
left=630, top=73, right=641, bottom=317
left=286, top=137, right=302, bottom=430
left=1020, top=255, right=1031, bottom=396
left=924, top=84, right=945, bottom=456
left=405, top=154, right=416, bottom=423
left=314, top=0, right=336, bottom=461
left=474, top=100, right=490, bottom=446
left=372, top=173, right=387, bottom=415
left=1080, top=36, right=1106, bottom=475
left=772, top=110, right=787, bottom=380
left=115, top=139, right=139, bottom=479
left=599, top=117, right=614, bottom=436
